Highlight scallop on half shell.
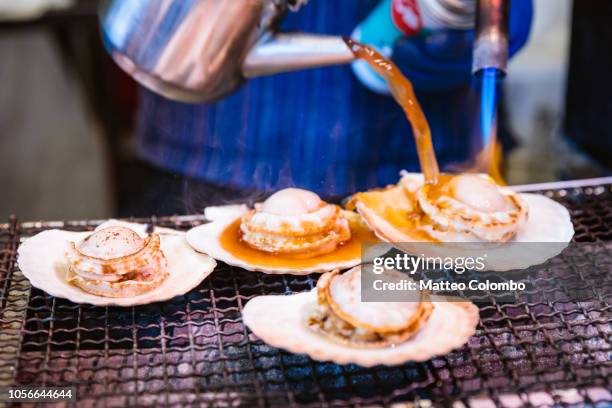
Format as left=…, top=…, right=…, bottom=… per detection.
left=186, top=189, right=379, bottom=275
left=18, top=220, right=217, bottom=306
left=348, top=173, right=575, bottom=271
left=243, top=265, right=479, bottom=366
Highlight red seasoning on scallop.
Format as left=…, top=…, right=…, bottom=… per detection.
left=65, top=226, right=169, bottom=298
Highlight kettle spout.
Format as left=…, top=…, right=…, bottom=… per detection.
left=242, top=33, right=355, bottom=78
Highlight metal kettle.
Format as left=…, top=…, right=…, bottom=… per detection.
left=100, top=0, right=354, bottom=103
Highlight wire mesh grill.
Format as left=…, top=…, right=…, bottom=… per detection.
left=0, top=184, right=611, bottom=407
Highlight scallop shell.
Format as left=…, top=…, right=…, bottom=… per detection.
left=243, top=290, right=479, bottom=366
left=352, top=185, right=421, bottom=243
left=205, top=204, right=249, bottom=222
left=186, top=209, right=363, bottom=275
left=17, top=221, right=217, bottom=306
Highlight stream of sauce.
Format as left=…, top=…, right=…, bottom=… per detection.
left=344, top=38, right=440, bottom=185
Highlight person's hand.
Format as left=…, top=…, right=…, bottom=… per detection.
left=351, top=0, right=422, bottom=94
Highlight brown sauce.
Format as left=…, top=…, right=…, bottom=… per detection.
left=349, top=186, right=436, bottom=242
left=419, top=174, right=455, bottom=201
left=219, top=218, right=379, bottom=269
left=345, top=38, right=440, bottom=185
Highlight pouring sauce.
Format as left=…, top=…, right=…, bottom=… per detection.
left=344, top=38, right=440, bottom=185
left=219, top=39, right=486, bottom=263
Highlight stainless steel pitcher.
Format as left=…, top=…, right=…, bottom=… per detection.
left=100, top=0, right=480, bottom=103
left=100, top=0, right=354, bottom=103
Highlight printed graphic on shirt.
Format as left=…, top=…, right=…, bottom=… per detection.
left=391, top=0, right=422, bottom=36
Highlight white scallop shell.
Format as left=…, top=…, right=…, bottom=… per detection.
left=17, top=221, right=217, bottom=306
left=243, top=290, right=479, bottom=366
left=204, top=204, right=249, bottom=222
left=186, top=211, right=362, bottom=275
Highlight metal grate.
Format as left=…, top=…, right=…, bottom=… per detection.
left=0, top=184, right=611, bottom=407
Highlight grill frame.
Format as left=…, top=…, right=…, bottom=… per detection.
left=0, top=182, right=611, bottom=407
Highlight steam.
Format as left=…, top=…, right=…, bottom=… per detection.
left=181, top=176, right=269, bottom=215
left=180, top=158, right=302, bottom=214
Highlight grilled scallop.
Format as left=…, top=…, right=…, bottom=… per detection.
left=240, top=188, right=351, bottom=257
left=350, top=172, right=572, bottom=244
left=415, top=174, right=528, bottom=242
left=18, top=220, right=217, bottom=306
left=66, top=226, right=169, bottom=298
left=309, top=266, right=434, bottom=348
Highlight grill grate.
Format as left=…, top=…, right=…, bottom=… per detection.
left=0, top=185, right=611, bottom=407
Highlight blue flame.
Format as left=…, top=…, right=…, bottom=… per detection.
left=479, top=67, right=501, bottom=148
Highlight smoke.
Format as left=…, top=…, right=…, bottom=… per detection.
left=180, top=176, right=270, bottom=215
left=179, top=157, right=299, bottom=214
